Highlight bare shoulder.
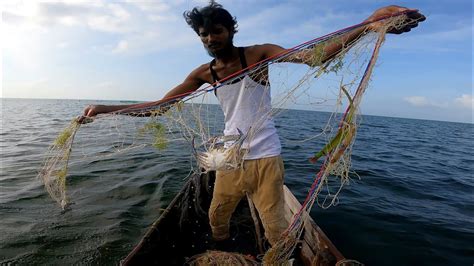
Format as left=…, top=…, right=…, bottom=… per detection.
left=244, top=44, right=287, bottom=61
left=192, top=63, right=211, bottom=75
left=169, top=63, right=210, bottom=95
left=183, top=62, right=213, bottom=85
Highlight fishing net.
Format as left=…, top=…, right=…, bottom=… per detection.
left=39, top=119, right=82, bottom=209
left=37, top=10, right=418, bottom=264
left=186, top=250, right=259, bottom=266
left=262, top=16, right=411, bottom=265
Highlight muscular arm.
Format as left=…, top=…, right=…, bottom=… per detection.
left=258, top=26, right=367, bottom=67
left=80, top=65, right=206, bottom=120
left=162, top=67, right=206, bottom=101
left=258, top=5, right=424, bottom=67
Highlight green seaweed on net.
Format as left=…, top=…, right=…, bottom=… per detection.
left=54, top=120, right=79, bottom=147
left=310, top=38, right=345, bottom=74
left=138, top=121, right=168, bottom=150
left=40, top=119, right=80, bottom=209
left=327, top=56, right=344, bottom=74
left=309, top=85, right=355, bottom=163
left=148, top=100, right=182, bottom=117
left=175, top=101, right=184, bottom=112
left=310, top=42, right=326, bottom=67
left=55, top=167, right=68, bottom=186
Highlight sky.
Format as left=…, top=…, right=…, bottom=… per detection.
left=1, top=0, right=472, bottom=123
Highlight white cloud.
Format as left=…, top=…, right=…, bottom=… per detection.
left=2, top=1, right=131, bottom=33
left=86, top=14, right=129, bottom=33
left=106, top=27, right=197, bottom=56
left=237, top=4, right=360, bottom=46
left=108, top=3, right=130, bottom=20
left=57, top=15, right=81, bottom=26
left=112, top=40, right=128, bottom=54
left=124, top=1, right=171, bottom=13
left=1, top=1, right=196, bottom=56
left=80, top=3, right=132, bottom=33
left=57, top=42, right=69, bottom=49
left=417, top=15, right=472, bottom=42
left=454, top=94, right=473, bottom=109
left=404, top=96, right=430, bottom=107
left=123, top=1, right=180, bottom=24
left=4, top=1, right=362, bottom=56
left=405, top=94, right=474, bottom=110
left=403, top=96, right=448, bottom=108
left=384, top=17, right=472, bottom=53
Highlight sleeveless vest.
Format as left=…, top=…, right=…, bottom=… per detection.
left=210, top=47, right=281, bottom=159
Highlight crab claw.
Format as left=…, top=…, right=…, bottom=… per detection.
left=234, top=128, right=247, bottom=147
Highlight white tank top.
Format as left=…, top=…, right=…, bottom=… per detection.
left=214, top=75, right=281, bottom=160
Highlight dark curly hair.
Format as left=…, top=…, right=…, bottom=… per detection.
left=183, top=1, right=238, bottom=35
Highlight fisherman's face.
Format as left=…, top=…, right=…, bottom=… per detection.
left=198, top=24, right=233, bottom=58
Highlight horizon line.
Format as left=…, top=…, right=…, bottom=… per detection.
left=1, top=96, right=472, bottom=125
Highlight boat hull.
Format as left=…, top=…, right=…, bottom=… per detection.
left=122, top=172, right=344, bottom=265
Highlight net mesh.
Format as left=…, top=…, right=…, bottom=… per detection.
left=263, top=16, right=409, bottom=264
left=186, top=250, right=259, bottom=266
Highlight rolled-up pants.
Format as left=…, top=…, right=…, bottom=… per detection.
left=208, top=155, right=288, bottom=245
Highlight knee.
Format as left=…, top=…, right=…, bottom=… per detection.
left=259, top=210, right=288, bottom=246
left=208, top=202, right=233, bottom=241
left=263, top=218, right=288, bottom=245
left=208, top=201, right=223, bottom=226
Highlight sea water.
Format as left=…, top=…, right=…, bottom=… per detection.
left=1, top=98, right=472, bottom=265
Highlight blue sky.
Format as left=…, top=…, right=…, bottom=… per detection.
left=2, top=0, right=472, bottom=123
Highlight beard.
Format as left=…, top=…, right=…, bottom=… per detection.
left=205, top=37, right=234, bottom=58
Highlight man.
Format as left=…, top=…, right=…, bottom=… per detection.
left=82, top=2, right=424, bottom=246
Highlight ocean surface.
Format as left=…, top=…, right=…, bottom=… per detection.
left=1, top=98, right=473, bottom=265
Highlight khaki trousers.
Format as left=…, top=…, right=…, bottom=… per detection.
left=208, top=155, right=287, bottom=245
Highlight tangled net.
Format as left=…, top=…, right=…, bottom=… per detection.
left=186, top=250, right=258, bottom=266
left=39, top=119, right=81, bottom=209
left=38, top=10, right=418, bottom=264
left=262, top=15, right=413, bottom=265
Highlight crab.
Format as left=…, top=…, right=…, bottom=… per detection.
left=193, top=128, right=248, bottom=172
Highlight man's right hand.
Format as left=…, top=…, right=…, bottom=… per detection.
left=82, top=104, right=106, bottom=117
left=77, top=105, right=107, bottom=124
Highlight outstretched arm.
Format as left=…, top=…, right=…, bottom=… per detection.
left=79, top=67, right=205, bottom=122
left=262, top=5, right=425, bottom=66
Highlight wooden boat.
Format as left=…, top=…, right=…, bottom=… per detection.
left=121, top=172, right=345, bottom=265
